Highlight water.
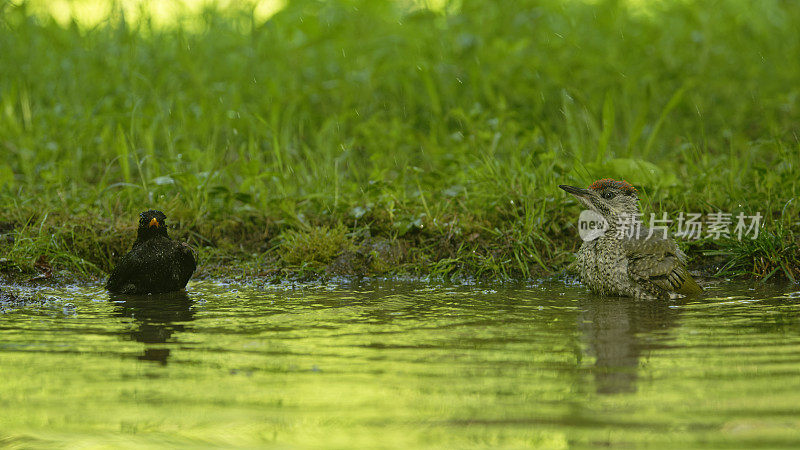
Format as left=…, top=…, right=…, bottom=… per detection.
left=1, top=279, right=800, bottom=448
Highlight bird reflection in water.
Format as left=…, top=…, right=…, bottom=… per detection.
left=110, top=291, right=195, bottom=365
left=579, top=297, right=679, bottom=394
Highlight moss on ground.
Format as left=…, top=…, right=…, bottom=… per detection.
left=0, top=210, right=797, bottom=285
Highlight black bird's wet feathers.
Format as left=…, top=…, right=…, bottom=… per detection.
left=106, top=210, right=196, bottom=295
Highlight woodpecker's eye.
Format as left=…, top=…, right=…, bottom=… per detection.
left=602, top=191, right=615, bottom=200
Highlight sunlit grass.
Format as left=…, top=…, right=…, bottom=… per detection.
left=22, top=0, right=286, bottom=27
left=1, top=0, right=798, bottom=280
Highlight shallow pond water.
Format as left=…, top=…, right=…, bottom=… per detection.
left=1, top=279, right=800, bottom=448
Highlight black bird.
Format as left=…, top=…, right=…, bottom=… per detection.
left=106, top=210, right=196, bottom=295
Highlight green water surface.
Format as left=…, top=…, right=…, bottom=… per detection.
left=1, top=280, right=799, bottom=448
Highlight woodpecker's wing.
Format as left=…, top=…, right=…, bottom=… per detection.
left=623, top=229, right=703, bottom=296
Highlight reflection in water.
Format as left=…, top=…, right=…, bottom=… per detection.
left=579, top=298, right=678, bottom=394
left=110, top=291, right=195, bottom=365
left=1, top=281, right=799, bottom=447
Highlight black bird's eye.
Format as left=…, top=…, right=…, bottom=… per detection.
left=602, top=191, right=615, bottom=200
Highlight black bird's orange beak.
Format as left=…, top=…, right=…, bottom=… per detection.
left=149, top=217, right=159, bottom=228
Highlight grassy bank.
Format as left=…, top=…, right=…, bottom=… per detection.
left=1, top=0, right=799, bottom=283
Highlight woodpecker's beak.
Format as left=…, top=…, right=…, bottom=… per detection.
left=148, top=217, right=159, bottom=228
left=558, top=185, right=592, bottom=198
left=559, top=184, right=600, bottom=213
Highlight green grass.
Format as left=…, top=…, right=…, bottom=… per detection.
left=0, top=0, right=799, bottom=282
